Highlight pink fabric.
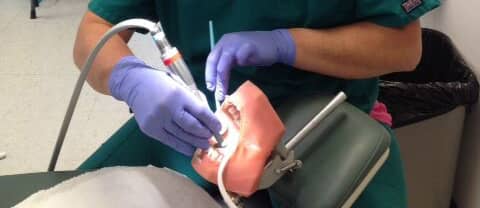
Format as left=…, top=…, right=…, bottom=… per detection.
left=370, top=101, right=393, bottom=127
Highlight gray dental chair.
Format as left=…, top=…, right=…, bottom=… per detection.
left=0, top=94, right=391, bottom=207
left=266, top=94, right=390, bottom=208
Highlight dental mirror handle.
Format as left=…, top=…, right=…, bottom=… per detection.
left=208, top=20, right=222, bottom=111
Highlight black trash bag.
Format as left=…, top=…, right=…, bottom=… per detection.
left=378, top=28, right=479, bottom=128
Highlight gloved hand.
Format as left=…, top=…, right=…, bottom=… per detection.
left=205, top=29, right=296, bottom=101
left=109, top=56, right=222, bottom=156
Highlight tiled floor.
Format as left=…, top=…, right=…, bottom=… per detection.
left=0, top=0, right=161, bottom=175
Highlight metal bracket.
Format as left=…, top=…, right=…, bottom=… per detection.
left=257, top=92, right=347, bottom=190
left=258, top=150, right=297, bottom=190
left=275, top=160, right=302, bottom=174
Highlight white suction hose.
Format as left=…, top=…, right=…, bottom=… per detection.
left=217, top=136, right=241, bottom=208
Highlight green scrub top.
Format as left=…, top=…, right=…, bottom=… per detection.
left=89, top=0, right=440, bottom=113
left=85, top=1, right=440, bottom=207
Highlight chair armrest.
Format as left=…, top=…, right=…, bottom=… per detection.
left=269, top=94, right=391, bottom=208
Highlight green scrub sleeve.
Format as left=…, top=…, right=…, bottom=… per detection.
left=356, top=0, right=440, bottom=27
left=88, top=0, right=158, bottom=25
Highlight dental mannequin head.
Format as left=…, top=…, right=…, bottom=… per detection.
left=192, top=81, right=285, bottom=197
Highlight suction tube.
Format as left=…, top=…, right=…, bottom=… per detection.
left=48, top=19, right=161, bottom=171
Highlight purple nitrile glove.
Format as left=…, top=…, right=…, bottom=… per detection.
left=109, top=56, right=222, bottom=156
left=205, top=29, right=296, bottom=101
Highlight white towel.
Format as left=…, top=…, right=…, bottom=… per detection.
left=15, top=166, right=221, bottom=208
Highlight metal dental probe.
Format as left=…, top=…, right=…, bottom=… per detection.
left=209, top=20, right=224, bottom=147
left=209, top=20, right=222, bottom=112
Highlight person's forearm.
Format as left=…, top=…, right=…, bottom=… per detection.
left=73, top=11, right=134, bottom=94
left=290, top=21, right=422, bottom=79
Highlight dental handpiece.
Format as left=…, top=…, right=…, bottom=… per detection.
left=49, top=18, right=225, bottom=172
left=151, top=22, right=225, bottom=147
left=151, top=23, right=196, bottom=89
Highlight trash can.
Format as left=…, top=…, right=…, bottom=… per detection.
left=378, top=28, right=479, bottom=208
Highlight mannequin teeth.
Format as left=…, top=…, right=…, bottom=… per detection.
left=207, top=149, right=218, bottom=162
left=207, top=149, right=214, bottom=158
left=205, top=148, right=225, bottom=162
left=227, top=105, right=240, bottom=116
left=231, top=111, right=240, bottom=121
left=212, top=151, right=219, bottom=161
left=224, top=103, right=241, bottom=125
left=217, top=154, right=224, bottom=162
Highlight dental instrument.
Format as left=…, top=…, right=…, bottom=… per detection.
left=208, top=20, right=215, bottom=54
left=48, top=19, right=222, bottom=172
left=150, top=21, right=224, bottom=147
left=209, top=20, right=224, bottom=147
left=209, top=21, right=223, bottom=112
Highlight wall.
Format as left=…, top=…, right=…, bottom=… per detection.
left=421, top=1, right=480, bottom=207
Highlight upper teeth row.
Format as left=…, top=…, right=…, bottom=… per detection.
left=207, top=148, right=224, bottom=162
left=223, top=101, right=241, bottom=126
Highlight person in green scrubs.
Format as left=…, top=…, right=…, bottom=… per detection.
left=73, top=0, right=440, bottom=207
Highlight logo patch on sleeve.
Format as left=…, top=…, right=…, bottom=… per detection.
left=402, top=0, right=423, bottom=13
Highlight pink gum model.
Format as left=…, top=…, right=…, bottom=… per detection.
left=192, top=81, right=285, bottom=197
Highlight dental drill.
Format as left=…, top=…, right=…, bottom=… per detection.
left=151, top=21, right=224, bottom=146
left=48, top=19, right=222, bottom=171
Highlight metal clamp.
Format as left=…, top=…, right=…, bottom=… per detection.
left=258, top=147, right=296, bottom=190
left=257, top=92, right=347, bottom=190
left=275, top=160, right=303, bottom=174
